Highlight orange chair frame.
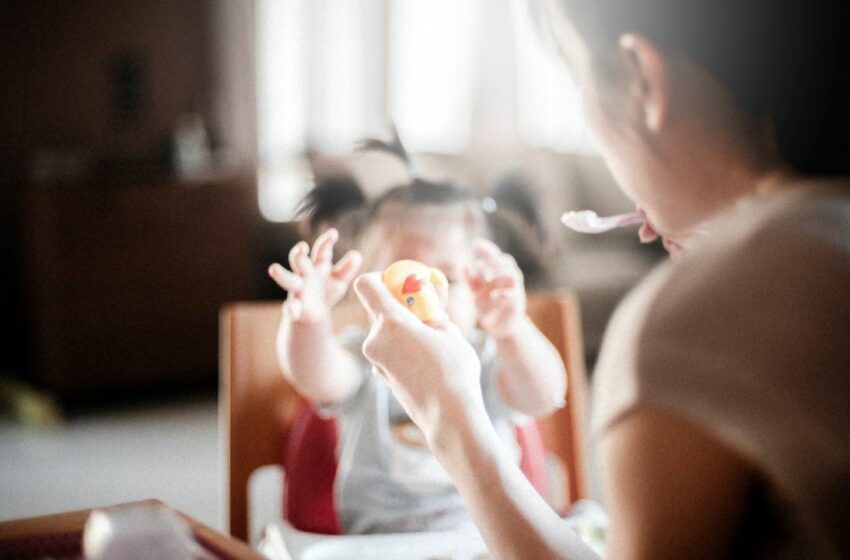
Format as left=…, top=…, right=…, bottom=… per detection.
left=220, top=292, right=590, bottom=542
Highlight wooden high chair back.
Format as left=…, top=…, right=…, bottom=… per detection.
left=220, top=292, right=590, bottom=542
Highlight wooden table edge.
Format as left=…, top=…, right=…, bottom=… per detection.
left=0, top=499, right=266, bottom=560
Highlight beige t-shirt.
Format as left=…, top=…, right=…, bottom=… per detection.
left=593, top=182, right=850, bottom=558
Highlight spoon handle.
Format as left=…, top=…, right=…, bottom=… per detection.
left=560, top=210, right=644, bottom=233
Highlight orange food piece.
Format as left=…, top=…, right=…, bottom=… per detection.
left=382, top=259, right=448, bottom=323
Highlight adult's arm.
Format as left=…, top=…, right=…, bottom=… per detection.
left=601, top=407, right=754, bottom=559
left=433, top=398, right=600, bottom=560
left=354, top=273, right=597, bottom=559
left=354, top=273, right=756, bottom=559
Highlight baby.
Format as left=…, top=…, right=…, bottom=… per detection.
left=268, top=140, right=566, bottom=534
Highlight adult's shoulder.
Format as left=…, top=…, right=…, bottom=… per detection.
left=642, top=182, right=850, bottom=344
left=593, top=182, right=850, bottom=437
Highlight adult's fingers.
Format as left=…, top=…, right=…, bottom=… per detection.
left=423, top=306, right=451, bottom=329
left=331, top=250, right=363, bottom=285
left=268, top=263, right=304, bottom=294
left=311, top=228, right=338, bottom=267
left=289, top=241, right=313, bottom=277
left=353, top=272, right=406, bottom=321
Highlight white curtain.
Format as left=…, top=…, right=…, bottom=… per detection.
left=388, top=0, right=481, bottom=153
left=256, top=0, right=387, bottom=221
left=511, top=0, right=598, bottom=154
left=254, top=0, right=595, bottom=221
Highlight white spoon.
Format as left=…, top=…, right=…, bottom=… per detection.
left=560, top=210, right=644, bottom=234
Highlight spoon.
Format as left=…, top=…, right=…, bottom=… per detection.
left=560, top=210, right=644, bottom=234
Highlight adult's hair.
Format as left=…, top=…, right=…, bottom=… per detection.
left=535, top=0, right=850, bottom=175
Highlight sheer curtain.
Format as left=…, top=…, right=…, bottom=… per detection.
left=511, top=0, right=597, bottom=154
left=255, top=0, right=595, bottom=221
left=255, top=0, right=385, bottom=221
left=387, top=0, right=481, bottom=153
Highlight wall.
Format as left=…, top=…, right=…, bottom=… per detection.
left=0, top=0, right=213, bottom=177
left=0, top=1, right=219, bottom=388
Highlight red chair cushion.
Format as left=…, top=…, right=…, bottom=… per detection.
left=282, top=401, right=342, bottom=534
left=515, top=420, right=549, bottom=499
left=282, top=403, right=548, bottom=535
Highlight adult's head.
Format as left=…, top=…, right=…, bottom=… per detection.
left=530, top=0, right=849, bottom=252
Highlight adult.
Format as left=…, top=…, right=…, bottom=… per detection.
left=353, top=0, right=850, bottom=557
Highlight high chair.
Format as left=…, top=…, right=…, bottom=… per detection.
left=220, top=292, right=590, bottom=543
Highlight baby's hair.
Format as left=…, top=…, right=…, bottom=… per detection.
left=355, top=125, right=485, bottom=234
left=294, top=127, right=552, bottom=284
left=294, top=128, right=485, bottom=241
left=356, top=123, right=420, bottom=181
left=294, top=175, right=368, bottom=234
left=484, top=170, right=553, bottom=289
left=488, top=169, right=547, bottom=245
left=358, top=126, right=478, bottom=212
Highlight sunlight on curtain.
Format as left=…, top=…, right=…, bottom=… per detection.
left=256, top=0, right=309, bottom=222
left=310, top=0, right=371, bottom=151
left=512, top=1, right=598, bottom=154
left=256, top=0, right=382, bottom=222
left=255, top=0, right=597, bottom=221
left=388, top=0, right=481, bottom=153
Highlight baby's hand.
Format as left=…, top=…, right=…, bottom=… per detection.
left=268, top=228, right=363, bottom=323
left=466, top=238, right=526, bottom=338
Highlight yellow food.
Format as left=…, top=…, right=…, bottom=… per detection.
left=381, top=259, right=448, bottom=323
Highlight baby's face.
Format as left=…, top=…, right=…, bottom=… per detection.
left=371, top=221, right=478, bottom=331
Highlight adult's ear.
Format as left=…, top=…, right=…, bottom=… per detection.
left=618, top=33, right=670, bottom=133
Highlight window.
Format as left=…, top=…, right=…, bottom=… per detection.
left=254, top=0, right=596, bottom=221
left=255, top=0, right=384, bottom=221
left=512, top=0, right=597, bottom=154
left=387, top=0, right=481, bottom=152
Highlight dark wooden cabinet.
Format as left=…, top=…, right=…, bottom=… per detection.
left=20, top=175, right=262, bottom=401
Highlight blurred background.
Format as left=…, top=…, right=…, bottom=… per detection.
left=0, top=0, right=663, bottom=528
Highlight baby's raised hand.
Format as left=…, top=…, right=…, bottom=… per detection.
left=466, top=238, right=526, bottom=338
left=268, top=228, right=363, bottom=323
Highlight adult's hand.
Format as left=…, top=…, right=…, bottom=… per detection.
left=353, top=272, right=484, bottom=445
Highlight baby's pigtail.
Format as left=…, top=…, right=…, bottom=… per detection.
left=355, top=123, right=420, bottom=181
left=294, top=175, right=369, bottom=236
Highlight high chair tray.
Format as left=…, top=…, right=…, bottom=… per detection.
left=0, top=500, right=265, bottom=560
left=259, top=520, right=492, bottom=560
